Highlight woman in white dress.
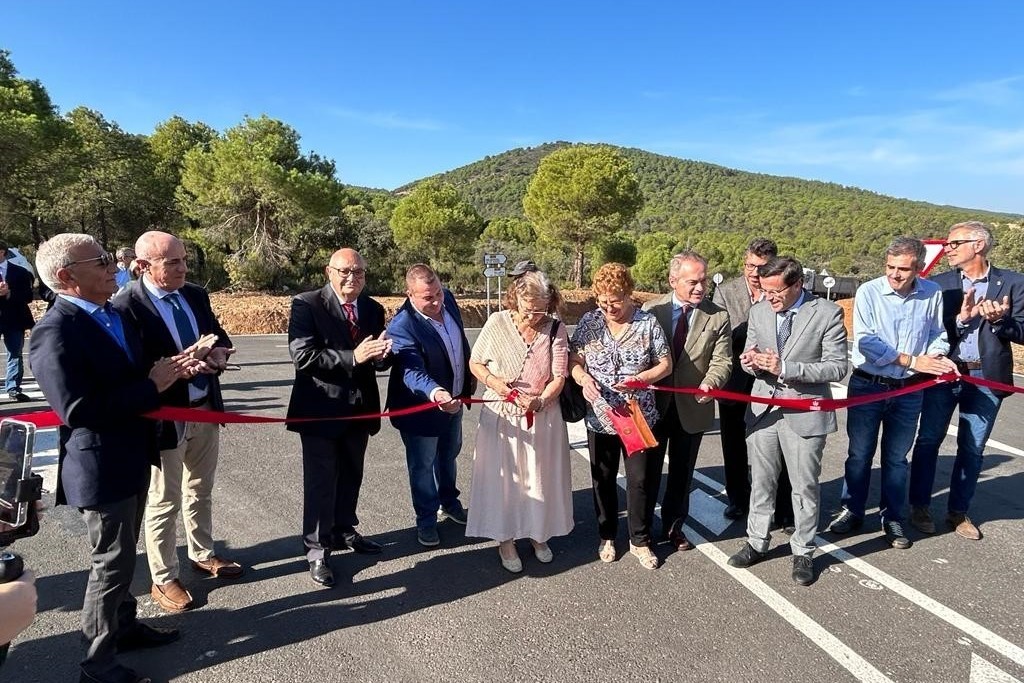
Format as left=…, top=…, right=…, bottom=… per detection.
left=465, top=266, right=573, bottom=572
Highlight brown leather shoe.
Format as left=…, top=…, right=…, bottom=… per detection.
left=947, top=513, right=982, bottom=540
left=151, top=580, right=194, bottom=612
left=192, top=555, right=244, bottom=579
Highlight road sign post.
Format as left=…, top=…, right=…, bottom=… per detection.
left=483, top=253, right=507, bottom=317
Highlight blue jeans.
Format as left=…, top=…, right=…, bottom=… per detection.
left=2, top=328, right=25, bottom=392
left=841, top=374, right=923, bottom=523
left=400, top=408, right=464, bottom=530
left=909, top=372, right=1001, bottom=514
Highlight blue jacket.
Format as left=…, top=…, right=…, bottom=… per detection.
left=29, top=297, right=161, bottom=508
left=386, top=289, right=475, bottom=436
left=933, top=265, right=1024, bottom=397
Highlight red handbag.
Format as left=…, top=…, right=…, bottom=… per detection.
left=605, top=398, right=659, bottom=456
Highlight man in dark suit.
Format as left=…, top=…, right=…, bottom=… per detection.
left=112, top=230, right=240, bottom=614
left=287, top=248, right=393, bottom=587
left=29, top=233, right=195, bottom=683
left=387, top=264, right=474, bottom=547
left=727, top=257, right=848, bottom=585
left=0, top=241, right=36, bottom=402
left=712, top=237, right=794, bottom=526
left=909, top=221, right=1024, bottom=540
left=643, top=251, right=732, bottom=551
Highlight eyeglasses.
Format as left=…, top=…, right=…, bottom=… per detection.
left=944, top=239, right=978, bottom=250
left=759, top=282, right=797, bottom=297
left=328, top=266, right=366, bottom=278
left=67, top=252, right=115, bottom=268
left=743, top=262, right=764, bottom=272
left=519, top=308, right=548, bottom=318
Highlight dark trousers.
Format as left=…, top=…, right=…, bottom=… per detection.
left=720, top=398, right=793, bottom=520
left=80, top=489, right=147, bottom=679
left=300, top=431, right=370, bottom=562
left=651, top=408, right=704, bottom=533
left=588, top=429, right=661, bottom=547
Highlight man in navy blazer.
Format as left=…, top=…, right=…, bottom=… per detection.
left=387, top=264, right=475, bottom=547
left=287, top=247, right=393, bottom=587
left=29, top=233, right=195, bottom=683
left=112, top=230, right=240, bottom=614
left=909, top=221, right=1024, bottom=540
left=0, top=240, right=36, bottom=402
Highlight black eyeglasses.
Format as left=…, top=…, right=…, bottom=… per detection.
left=67, top=252, right=115, bottom=268
left=944, top=239, right=978, bottom=250
left=328, top=266, right=366, bottom=278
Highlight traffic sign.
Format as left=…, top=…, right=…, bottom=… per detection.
left=483, top=253, right=507, bottom=265
left=822, top=276, right=837, bottom=289
left=712, top=273, right=724, bottom=285
left=484, top=266, right=506, bottom=278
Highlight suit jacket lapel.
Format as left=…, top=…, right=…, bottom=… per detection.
left=320, top=285, right=354, bottom=349
left=684, top=303, right=711, bottom=354
left=986, top=266, right=1006, bottom=304
left=131, top=281, right=178, bottom=352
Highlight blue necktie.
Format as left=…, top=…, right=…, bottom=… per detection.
left=166, top=293, right=208, bottom=391
left=777, top=310, right=794, bottom=353
left=94, top=304, right=133, bottom=362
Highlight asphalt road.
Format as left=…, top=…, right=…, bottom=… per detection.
left=3, top=333, right=1023, bottom=683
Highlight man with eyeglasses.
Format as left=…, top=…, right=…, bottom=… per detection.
left=286, top=248, right=393, bottom=587
left=112, top=230, right=240, bottom=614
left=387, top=264, right=474, bottom=547
left=712, top=237, right=795, bottom=528
left=908, top=221, right=1024, bottom=541
left=30, top=233, right=200, bottom=683
left=726, top=256, right=847, bottom=586
left=829, top=237, right=956, bottom=550
left=644, top=250, right=732, bottom=552
left=0, top=240, right=36, bottom=403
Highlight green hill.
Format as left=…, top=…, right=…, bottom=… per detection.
left=398, top=142, right=1021, bottom=278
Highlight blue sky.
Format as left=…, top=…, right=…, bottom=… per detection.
left=4, top=2, right=1024, bottom=213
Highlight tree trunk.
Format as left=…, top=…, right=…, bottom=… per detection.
left=98, top=205, right=109, bottom=248
left=573, top=246, right=585, bottom=288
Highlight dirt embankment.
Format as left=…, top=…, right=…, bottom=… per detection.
left=208, top=289, right=663, bottom=334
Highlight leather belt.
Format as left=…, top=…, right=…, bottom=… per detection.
left=851, top=368, right=922, bottom=389
left=955, top=360, right=983, bottom=371
left=189, top=396, right=210, bottom=408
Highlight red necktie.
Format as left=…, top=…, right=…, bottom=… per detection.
left=673, top=306, right=689, bottom=358
left=343, top=303, right=359, bottom=341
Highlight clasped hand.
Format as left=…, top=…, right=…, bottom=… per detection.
left=354, top=332, right=393, bottom=364
left=960, top=287, right=1010, bottom=325
left=742, top=346, right=781, bottom=376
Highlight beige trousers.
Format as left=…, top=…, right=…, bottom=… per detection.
left=145, top=418, right=221, bottom=584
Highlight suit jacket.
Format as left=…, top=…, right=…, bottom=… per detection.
left=28, top=297, right=161, bottom=508
left=112, top=280, right=231, bottom=450
left=0, top=262, right=35, bottom=332
left=386, top=289, right=475, bottom=437
left=712, top=276, right=757, bottom=394
left=286, top=286, right=391, bottom=438
left=644, top=294, right=732, bottom=434
left=932, top=266, right=1024, bottom=397
left=743, top=295, right=848, bottom=437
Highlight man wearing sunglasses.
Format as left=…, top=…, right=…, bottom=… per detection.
left=30, top=233, right=199, bottom=683
left=908, top=221, right=1024, bottom=541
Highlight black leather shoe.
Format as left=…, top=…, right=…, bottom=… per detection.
left=723, top=503, right=748, bottom=520
left=668, top=529, right=694, bottom=551
left=346, top=533, right=383, bottom=555
left=309, top=559, right=335, bottom=587
left=727, top=543, right=767, bottom=568
left=828, top=508, right=863, bottom=534
left=116, top=622, right=180, bottom=651
left=792, top=555, right=814, bottom=586
left=8, top=390, right=30, bottom=403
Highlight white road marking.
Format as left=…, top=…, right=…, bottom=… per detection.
left=970, top=653, right=1022, bottom=683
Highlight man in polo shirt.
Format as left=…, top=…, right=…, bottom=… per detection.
left=829, top=237, right=956, bottom=549
left=908, top=221, right=1024, bottom=540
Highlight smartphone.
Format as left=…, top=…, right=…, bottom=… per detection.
left=0, top=419, right=35, bottom=528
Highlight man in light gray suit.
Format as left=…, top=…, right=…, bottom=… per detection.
left=726, top=256, right=847, bottom=586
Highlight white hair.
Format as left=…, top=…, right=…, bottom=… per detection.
left=36, top=233, right=100, bottom=291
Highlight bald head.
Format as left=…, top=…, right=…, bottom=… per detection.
left=326, top=248, right=366, bottom=302
left=134, top=230, right=188, bottom=292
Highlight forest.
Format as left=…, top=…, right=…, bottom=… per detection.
left=3, top=50, right=1022, bottom=295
